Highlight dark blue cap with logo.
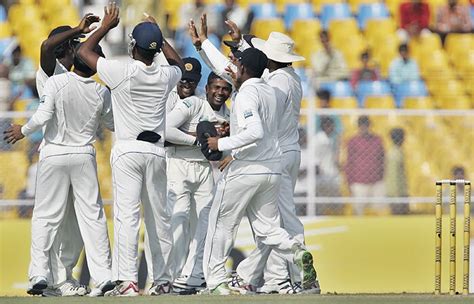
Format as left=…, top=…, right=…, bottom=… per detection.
left=131, top=22, right=163, bottom=53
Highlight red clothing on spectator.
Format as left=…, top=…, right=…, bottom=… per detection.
left=350, top=68, right=379, bottom=89
left=345, top=133, right=385, bottom=184
left=400, top=2, right=430, bottom=31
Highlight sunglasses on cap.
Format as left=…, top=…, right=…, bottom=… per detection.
left=179, top=79, right=197, bottom=85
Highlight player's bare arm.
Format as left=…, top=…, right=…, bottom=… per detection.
left=218, top=155, right=233, bottom=171
left=77, top=2, right=120, bottom=72
left=225, top=19, right=242, bottom=43
left=207, top=136, right=219, bottom=151
left=3, top=124, right=24, bottom=144
left=40, top=13, right=100, bottom=76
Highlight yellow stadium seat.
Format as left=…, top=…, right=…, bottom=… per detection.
left=312, top=0, right=344, bottom=13
left=365, top=96, right=396, bottom=109
left=373, top=45, right=398, bottom=78
left=275, top=0, right=307, bottom=13
left=0, top=22, right=12, bottom=39
left=330, top=97, right=358, bottom=108
left=237, top=0, right=268, bottom=8
left=404, top=97, right=434, bottom=109
left=347, top=0, right=379, bottom=12
left=12, top=100, right=29, bottom=112
left=251, top=18, right=286, bottom=39
left=419, top=49, right=450, bottom=77
left=436, top=95, right=472, bottom=109
left=297, top=41, right=321, bottom=67
left=0, top=152, right=28, bottom=199
left=431, top=79, right=466, bottom=98
left=370, top=33, right=399, bottom=54
left=410, top=33, right=442, bottom=60
left=445, top=34, right=474, bottom=57
left=365, top=19, right=396, bottom=42
left=328, top=19, right=359, bottom=40
left=291, top=19, right=322, bottom=41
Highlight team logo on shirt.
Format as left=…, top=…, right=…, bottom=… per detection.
left=243, top=110, right=253, bottom=119
left=185, top=63, right=193, bottom=71
left=183, top=100, right=192, bottom=108
left=149, top=42, right=157, bottom=50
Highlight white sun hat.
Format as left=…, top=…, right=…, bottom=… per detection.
left=252, top=32, right=305, bottom=63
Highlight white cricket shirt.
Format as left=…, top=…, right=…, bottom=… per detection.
left=97, top=57, right=182, bottom=148
left=218, top=78, right=281, bottom=162
left=22, top=72, right=113, bottom=157
left=262, top=67, right=302, bottom=153
left=36, top=60, right=68, bottom=96
left=166, top=95, right=230, bottom=161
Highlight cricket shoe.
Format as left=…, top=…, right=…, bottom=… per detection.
left=228, top=274, right=257, bottom=295
left=199, top=282, right=237, bottom=295
left=27, top=276, right=48, bottom=295
left=148, top=281, right=172, bottom=295
left=172, top=275, right=206, bottom=295
left=42, top=279, right=89, bottom=297
left=257, top=279, right=298, bottom=294
left=88, top=280, right=116, bottom=297
left=104, top=281, right=139, bottom=297
left=293, top=247, right=320, bottom=292
left=294, top=281, right=321, bottom=294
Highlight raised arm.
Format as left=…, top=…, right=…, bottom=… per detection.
left=77, top=3, right=120, bottom=72
left=40, top=13, right=100, bottom=76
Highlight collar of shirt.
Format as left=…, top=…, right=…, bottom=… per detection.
left=239, top=77, right=263, bottom=91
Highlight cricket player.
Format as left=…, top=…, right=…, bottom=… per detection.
left=166, top=57, right=202, bottom=113
left=190, top=15, right=320, bottom=294
left=166, top=72, right=231, bottom=293
left=143, top=56, right=202, bottom=287
left=29, top=14, right=101, bottom=296
left=77, top=4, right=184, bottom=296
left=202, top=47, right=317, bottom=295
left=4, top=43, right=115, bottom=297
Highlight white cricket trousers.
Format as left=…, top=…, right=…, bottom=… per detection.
left=262, top=150, right=305, bottom=286
left=28, top=152, right=112, bottom=285
left=48, top=194, right=84, bottom=285
left=163, top=157, right=213, bottom=279
left=111, top=142, right=172, bottom=283
left=204, top=160, right=300, bottom=290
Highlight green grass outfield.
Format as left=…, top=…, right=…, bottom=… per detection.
left=2, top=294, right=474, bottom=304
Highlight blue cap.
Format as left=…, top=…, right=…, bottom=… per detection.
left=131, top=22, right=163, bottom=52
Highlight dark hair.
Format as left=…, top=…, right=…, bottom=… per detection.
left=452, top=166, right=465, bottom=177
left=358, top=115, right=370, bottom=127
left=13, top=45, right=21, bottom=54
left=207, top=72, right=231, bottom=88
left=317, top=89, right=331, bottom=100
left=74, top=43, right=105, bottom=76
left=319, top=30, right=329, bottom=39
left=390, top=128, right=404, bottom=145
left=135, top=45, right=156, bottom=61
left=320, top=116, right=334, bottom=129
left=399, top=43, right=408, bottom=53
left=361, top=50, right=370, bottom=60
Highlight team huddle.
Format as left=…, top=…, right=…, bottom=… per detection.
left=3, top=2, right=320, bottom=297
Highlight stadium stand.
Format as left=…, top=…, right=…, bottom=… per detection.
left=0, top=0, right=472, bottom=219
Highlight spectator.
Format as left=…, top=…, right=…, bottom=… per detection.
left=0, top=63, right=11, bottom=111
left=4, top=45, right=36, bottom=88
left=385, top=128, right=409, bottom=214
left=350, top=51, right=379, bottom=89
left=179, top=0, right=218, bottom=34
left=345, top=116, right=385, bottom=215
left=389, top=44, right=421, bottom=85
left=311, top=30, right=348, bottom=87
left=435, top=0, right=472, bottom=43
left=443, top=165, right=470, bottom=214
left=398, top=0, right=431, bottom=42
left=315, top=89, right=343, bottom=137
left=217, top=0, right=249, bottom=39
left=315, top=116, right=343, bottom=215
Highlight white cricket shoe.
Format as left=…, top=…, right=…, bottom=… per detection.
left=27, top=276, right=48, bottom=295
left=42, top=279, right=88, bottom=297
left=148, top=281, right=172, bottom=295
left=88, top=280, right=116, bottom=297
left=172, top=275, right=206, bottom=294
left=294, top=281, right=321, bottom=294
left=258, top=279, right=298, bottom=294
left=104, top=281, right=139, bottom=297
left=228, top=274, right=257, bottom=295
left=199, top=282, right=237, bottom=295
